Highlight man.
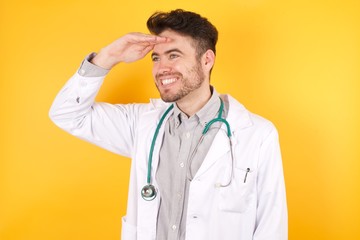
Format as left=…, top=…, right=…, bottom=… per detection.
left=50, top=9, right=287, bottom=240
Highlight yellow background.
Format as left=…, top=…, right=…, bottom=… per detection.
left=1, top=0, right=359, bottom=239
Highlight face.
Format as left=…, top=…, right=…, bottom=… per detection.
left=151, top=30, right=208, bottom=103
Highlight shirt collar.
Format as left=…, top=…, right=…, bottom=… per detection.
left=172, top=86, right=220, bottom=128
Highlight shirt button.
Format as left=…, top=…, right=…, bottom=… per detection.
left=186, top=132, right=191, bottom=138
left=179, top=162, right=184, bottom=168
left=172, top=225, right=177, bottom=230
left=79, top=69, right=86, bottom=75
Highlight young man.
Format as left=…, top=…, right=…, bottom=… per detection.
left=50, top=9, right=287, bottom=240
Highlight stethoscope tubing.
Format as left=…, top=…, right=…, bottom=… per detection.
left=146, top=104, right=174, bottom=184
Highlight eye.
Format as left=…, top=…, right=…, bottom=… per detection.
left=151, top=55, right=160, bottom=62
left=169, top=54, right=179, bottom=60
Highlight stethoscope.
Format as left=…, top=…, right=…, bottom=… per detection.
left=141, top=98, right=234, bottom=201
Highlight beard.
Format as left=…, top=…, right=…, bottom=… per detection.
left=155, top=62, right=206, bottom=103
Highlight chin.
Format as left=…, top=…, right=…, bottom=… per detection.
left=160, top=93, right=180, bottom=103
left=160, top=96, right=175, bottom=103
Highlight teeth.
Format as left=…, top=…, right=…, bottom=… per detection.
left=162, top=78, right=176, bottom=85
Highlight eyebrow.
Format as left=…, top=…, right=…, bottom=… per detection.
left=151, top=48, right=184, bottom=58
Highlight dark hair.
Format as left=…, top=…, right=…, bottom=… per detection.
left=147, top=9, right=218, bottom=58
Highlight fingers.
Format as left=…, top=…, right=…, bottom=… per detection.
left=142, top=44, right=156, bottom=56
left=153, top=35, right=171, bottom=43
left=93, top=33, right=171, bottom=68
left=127, top=32, right=171, bottom=45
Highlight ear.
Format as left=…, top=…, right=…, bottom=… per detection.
left=202, top=49, right=215, bottom=72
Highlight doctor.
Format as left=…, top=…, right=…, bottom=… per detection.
left=49, top=9, right=287, bottom=240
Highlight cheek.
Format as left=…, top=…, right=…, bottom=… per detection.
left=151, top=65, right=158, bottom=78
left=171, top=62, right=186, bottom=74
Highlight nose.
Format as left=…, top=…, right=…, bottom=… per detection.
left=155, top=58, right=172, bottom=75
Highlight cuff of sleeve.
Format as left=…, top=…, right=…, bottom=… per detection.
left=78, top=52, right=110, bottom=77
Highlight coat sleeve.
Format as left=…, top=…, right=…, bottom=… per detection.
left=253, top=126, right=288, bottom=240
left=49, top=72, right=146, bottom=158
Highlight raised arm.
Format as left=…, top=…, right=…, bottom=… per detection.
left=49, top=33, right=169, bottom=156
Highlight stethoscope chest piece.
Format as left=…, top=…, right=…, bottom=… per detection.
left=141, top=184, right=157, bottom=201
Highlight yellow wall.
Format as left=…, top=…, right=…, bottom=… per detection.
left=1, top=0, right=359, bottom=239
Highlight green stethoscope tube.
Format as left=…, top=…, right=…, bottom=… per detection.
left=202, top=98, right=231, bottom=137
left=141, top=104, right=174, bottom=201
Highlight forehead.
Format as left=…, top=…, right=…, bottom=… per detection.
left=153, top=30, right=196, bottom=54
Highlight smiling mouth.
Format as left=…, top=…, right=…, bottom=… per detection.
left=161, top=78, right=177, bottom=85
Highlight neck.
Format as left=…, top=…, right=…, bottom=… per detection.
left=176, top=84, right=212, bottom=117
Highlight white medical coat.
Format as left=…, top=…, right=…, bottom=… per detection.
left=49, top=72, right=288, bottom=240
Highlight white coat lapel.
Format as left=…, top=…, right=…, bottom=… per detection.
left=193, top=126, right=231, bottom=179
left=136, top=101, right=173, bottom=231
left=193, top=95, right=253, bottom=179
left=138, top=101, right=174, bottom=179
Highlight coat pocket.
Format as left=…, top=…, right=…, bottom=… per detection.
left=218, top=167, right=255, bottom=213
left=121, top=216, right=137, bottom=240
